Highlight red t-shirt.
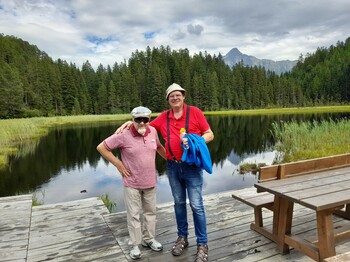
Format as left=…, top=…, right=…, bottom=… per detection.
left=151, top=104, right=210, bottom=161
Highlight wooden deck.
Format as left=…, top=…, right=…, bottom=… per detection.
left=1, top=190, right=350, bottom=261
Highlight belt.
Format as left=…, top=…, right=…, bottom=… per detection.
left=170, top=159, right=183, bottom=164
left=169, top=160, right=196, bottom=167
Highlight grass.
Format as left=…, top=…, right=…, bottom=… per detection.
left=272, top=118, right=350, bottom=163
left=32, top=191, right=44, bottom=206
left=205, top=105, right=350, bottom=115
left=239, top=163, right=267, bottom=174
left=1, top=105, right=350, bottom=168
left=0, top=114, right=131, bottom=144
left=99, top=193, right=117, bottom=213
left=0, top=114, right=130, bottom=168
left=238, top=117, right=350, bottom=173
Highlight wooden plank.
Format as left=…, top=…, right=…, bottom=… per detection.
left=284, top=234, right=319, bottom=261
left=27, top=232, right=119, bottom=261
left=283, top=154, right=350, bottom=176
left=324, top=251, right=350, bottom=262
left=258, top=178, right=350, bottom=211
left=265, top=177, right=350, bottom=209
left=1, top=191, right=350, bottom=261
left=259, top=153, right=350, bottom=182
left=232, top=190, right=274, bottom=208
left=0, top=194, right=32, bottom=262
left=282, top=180, right=350, bottom=200
left=31, top=197, right=108, bottom=215
left=257, top=167, right=350, bottom=190
left=0, top=194, right=32, bottom=203
left=26, top=196, right=126, bottom=262
left=302, top=189, right=350, bottom=211
left=317, top=209, right=336, bottom=261
left=105, top=192, right=339, bottom=262
left=47, top=246, right=126, bottom=262
left=276, top=197, right=294, bottom=254
left=322, top=224, right=350, bottom=245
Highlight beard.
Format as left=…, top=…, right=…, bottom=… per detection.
left=137, top=127, right=147, bottom=136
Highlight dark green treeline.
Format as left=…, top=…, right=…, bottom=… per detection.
left=1, top=34, right=349, bottom=119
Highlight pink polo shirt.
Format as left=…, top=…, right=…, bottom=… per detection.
left=103, top=125, right=161, bottom=189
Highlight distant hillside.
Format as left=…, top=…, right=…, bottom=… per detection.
left=223, top=48, right=297, bottom=75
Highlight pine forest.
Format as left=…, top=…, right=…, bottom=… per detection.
left=0, top=34, right=349, bottom=119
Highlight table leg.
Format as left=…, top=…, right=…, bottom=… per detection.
left=276, top=197, right=294, bottom=254
left=345, top=204, right=350, bottom=218
left=317, top=209, right=335, bottom=261
left=272, top=196, right=280, bottom=237
left=334, top=204, right=350, bottom=219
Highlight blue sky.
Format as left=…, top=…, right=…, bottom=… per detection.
left=1, top=0, right=349, bottom=69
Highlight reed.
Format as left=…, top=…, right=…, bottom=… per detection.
left=272, top=118, right=350, bottom=163
left=32, top=191, right=44, bottom=206
left=99, top=193, right=117, bottom=213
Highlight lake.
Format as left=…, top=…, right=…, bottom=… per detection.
left=0, top=112, right=348, bottom=212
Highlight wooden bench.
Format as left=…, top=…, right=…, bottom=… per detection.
left=323, top=251, right=350, bottom=262
left=232, top=153, right=350, bottom=242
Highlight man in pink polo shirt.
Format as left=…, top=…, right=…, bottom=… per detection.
left=96, top=106, right=166, bottom=260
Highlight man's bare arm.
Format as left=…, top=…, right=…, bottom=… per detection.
left=96, top=142, right=131, bottom=177
left=202, top=128, right=214, bottom=143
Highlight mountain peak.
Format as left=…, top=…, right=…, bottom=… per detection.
left=223, top=48, right=297, bottom=74
left=227, top=48, right=242, bottom=55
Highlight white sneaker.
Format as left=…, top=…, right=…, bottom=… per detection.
left=130, top=245, right=141, bottom=260
left=142, top=238, right=163, bottom=252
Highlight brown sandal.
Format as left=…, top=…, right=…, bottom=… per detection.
left=195, top=244, right=208, bottom=262
left=171, top=237, right=189, bottom=256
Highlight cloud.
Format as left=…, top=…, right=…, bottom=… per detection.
left=187, top=24, right=204, bottom=35
left=0, top=0, right=349, bottom=68
left=172, top=29, right=187, bottom=41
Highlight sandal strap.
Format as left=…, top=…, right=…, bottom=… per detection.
left=171, top=237, right=188, bottom=256
left=195, top=245, right=208, bottom=262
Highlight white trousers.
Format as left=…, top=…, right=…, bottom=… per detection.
left=124, top=186, right=157, bottom=246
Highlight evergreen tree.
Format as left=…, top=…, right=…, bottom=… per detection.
left=107, top=80, right=120, bottom=113
left=72, top=98, right=81, bottom=115
left=146, top=63, right=165, bottom=112
left=58, top=60, right=77, bottom=115
left=1, top=34, right=350, bottom=119
left=81, top=61, right=97, bottom=113
left=97, top=83, right=108, bottom=114
left=0, top=62, right=24, bottom=118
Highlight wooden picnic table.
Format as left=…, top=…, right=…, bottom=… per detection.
left=254, top=165, right=350, bottom=262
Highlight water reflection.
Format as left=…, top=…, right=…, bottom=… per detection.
left=0, top=113, right=348, bottom=211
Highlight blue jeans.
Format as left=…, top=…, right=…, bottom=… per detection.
left=167, top=160, right=207, bottom=245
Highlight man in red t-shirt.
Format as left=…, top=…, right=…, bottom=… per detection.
left=97, top=106, right=166, bottom=260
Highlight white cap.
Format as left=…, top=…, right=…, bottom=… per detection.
left=165, top=83, right=186, bottom=100
left=131, top=106, right=152, bottom=118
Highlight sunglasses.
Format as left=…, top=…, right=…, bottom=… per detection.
left=133, top=117, right=150, bottom=124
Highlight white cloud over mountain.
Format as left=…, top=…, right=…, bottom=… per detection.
left=1, top=0, right=349, bottom=68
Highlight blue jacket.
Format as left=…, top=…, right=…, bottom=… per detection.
left=181, top=134, right=213, bottom=174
